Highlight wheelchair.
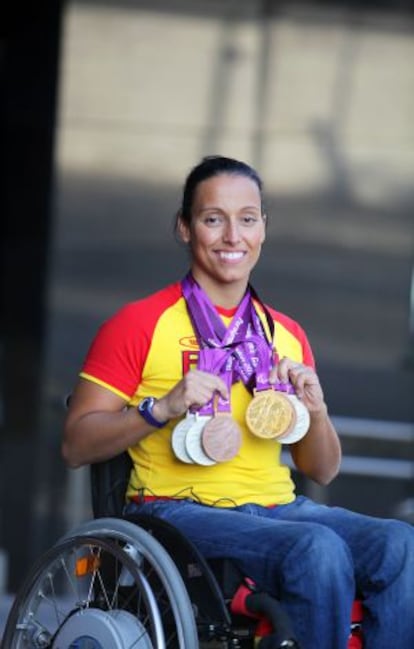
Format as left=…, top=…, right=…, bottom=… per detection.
left=1, top=451, right=364, bottom=648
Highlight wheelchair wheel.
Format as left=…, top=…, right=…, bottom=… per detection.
left=2, top=518, right=199, bottom=648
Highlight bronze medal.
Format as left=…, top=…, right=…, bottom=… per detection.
left=278, top=395, right=310, bottom=444
left=201, top=414, right=242, bottom=463
left=245, top=389, right=296, bottom=439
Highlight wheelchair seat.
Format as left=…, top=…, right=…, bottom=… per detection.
left=1, top=452, right=364, bottom=649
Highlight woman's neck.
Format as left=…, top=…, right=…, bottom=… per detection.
left=190, top=271, right=249, bottom=309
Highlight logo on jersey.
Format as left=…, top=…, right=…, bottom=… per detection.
left=179, top=336, right=199, bottom=349
left=179, top=335, right=199, bottom=374
left=182, top=350, right=200, bottom=374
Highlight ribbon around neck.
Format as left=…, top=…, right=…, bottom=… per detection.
left=182, top=273, right=277, bottom=414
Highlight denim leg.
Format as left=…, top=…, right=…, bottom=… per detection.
left=126, top=499, right=355, bottom=649
left=269, top=496, right=414, bottom=649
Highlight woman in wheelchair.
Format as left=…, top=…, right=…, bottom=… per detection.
left=61, top=155, right=414, bottom=649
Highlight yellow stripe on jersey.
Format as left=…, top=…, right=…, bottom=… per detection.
left=79, top=373, right=132, bottom=401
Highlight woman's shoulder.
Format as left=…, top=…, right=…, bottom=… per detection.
left=255, top=299, right=307, bottom=338
left=266, top=304, right=306, bottom=334
left=261, top=302, right=314, bottom=366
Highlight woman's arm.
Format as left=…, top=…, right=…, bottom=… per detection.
left=62, top=379, right=155, bottom=468
left=271, top=358, right=342, bottom=485
left=62, top=371, right=229, bottom=468
left=290, top=404, right=341, bottom=485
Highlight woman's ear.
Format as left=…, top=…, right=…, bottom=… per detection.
left=261, top=213, right=267, bottom=243
left=177, top=213, right=191, bottom=244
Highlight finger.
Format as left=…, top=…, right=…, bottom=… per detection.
left=275, top=356, right=293, bottom=383
left=268, top=365, right=279, bottom=384
left=186, top=379, right=229, bottom=408
left=292, top=372, right=306, bottom=398
left=192, top=370, right=229, bottom=399
left=288, top=366, right=310, bottom=392
left=290, top=369, right=321, bottom=403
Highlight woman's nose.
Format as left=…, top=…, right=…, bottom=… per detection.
left=223, top=220, right=241, bottom=243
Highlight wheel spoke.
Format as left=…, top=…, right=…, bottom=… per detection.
left=2, top=519, right=199, bottom=648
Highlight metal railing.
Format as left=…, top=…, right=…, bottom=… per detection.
left=282, top=416, right=414, bottom=518
left=282, top=416, right=414, bottom=480
left=332, top=416, right=414, bottom=480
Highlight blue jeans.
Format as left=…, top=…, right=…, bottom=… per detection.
left=125, top=496, right=414, bottom=649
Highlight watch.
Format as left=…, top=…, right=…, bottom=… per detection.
left=137, top=397, right=168, bottom=428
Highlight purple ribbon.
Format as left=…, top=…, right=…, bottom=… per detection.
left=181, top=274, right=275, bottom=413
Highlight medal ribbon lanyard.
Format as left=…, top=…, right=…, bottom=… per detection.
left=194, top=348, right=233, bottom=415
left=181, top=273, right=276, bottom=401
left=182, top=274, right=244, bottom=415
left=247, top=285, right=299, bottom=394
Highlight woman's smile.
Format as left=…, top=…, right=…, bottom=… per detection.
left=178, top=173, right=266, bottom=305
left=216, top=250, right=246, bottom=262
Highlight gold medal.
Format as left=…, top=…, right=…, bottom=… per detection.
left=201, top=414, right=242, bottom=463
left=245, top=389, right=296, bottom=439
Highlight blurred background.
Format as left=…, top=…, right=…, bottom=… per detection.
left=1, top=0, right=413, bottom=606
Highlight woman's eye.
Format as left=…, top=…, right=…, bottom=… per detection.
left=242, top=214, right=258, bottom=224
left=204, top=214, right=221, bottom=225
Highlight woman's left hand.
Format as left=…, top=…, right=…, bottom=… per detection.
left=269, top=357, right=325, bottom=414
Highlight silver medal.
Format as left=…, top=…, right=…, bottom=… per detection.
left=171, top=413, right=196, bottom=463
left=278, top=394, right=310, bottom=444
left=185, top=414, right=216, bottom=466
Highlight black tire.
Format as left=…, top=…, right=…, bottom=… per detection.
left=2, top=517, right=199, bottom=648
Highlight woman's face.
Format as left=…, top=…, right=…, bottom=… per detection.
left=178, top=173, right=266, bottom=296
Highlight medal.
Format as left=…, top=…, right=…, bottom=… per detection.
left=245, top=388, right=296, bottom=439
left=171, top=413, right=196, bottom=463
left=201, top=414, right=242, bottom=463
left=243, top=334, right=295, bottom=440
left=185, top=415, right=216, bottom=466
left=278, top=394, right=310, bottom=444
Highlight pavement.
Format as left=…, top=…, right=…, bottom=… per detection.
left=0, top=594, right=13, bottom=642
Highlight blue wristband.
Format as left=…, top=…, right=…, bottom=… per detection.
left=137, top=397, right=168, bottom=428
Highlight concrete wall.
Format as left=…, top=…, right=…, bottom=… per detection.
left=50, top=0, right=413, bottom=380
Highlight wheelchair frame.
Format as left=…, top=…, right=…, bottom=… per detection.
left=1, top=452, right=363, bottom=648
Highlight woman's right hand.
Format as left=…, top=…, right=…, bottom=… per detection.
left=153, top=369, right=229, bottom=422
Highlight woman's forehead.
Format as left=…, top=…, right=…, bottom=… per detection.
left=192, top=173, right=262, bottom=206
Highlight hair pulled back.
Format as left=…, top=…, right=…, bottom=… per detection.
left=175, top=155, right=264, bottom=234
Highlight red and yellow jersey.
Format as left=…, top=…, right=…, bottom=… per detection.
left=81, top=281, right=315, bottom=507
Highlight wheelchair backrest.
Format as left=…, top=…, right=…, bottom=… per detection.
left=65, top=390, right=132, bottom=520
left=90, top=451, right=132, bottom=518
